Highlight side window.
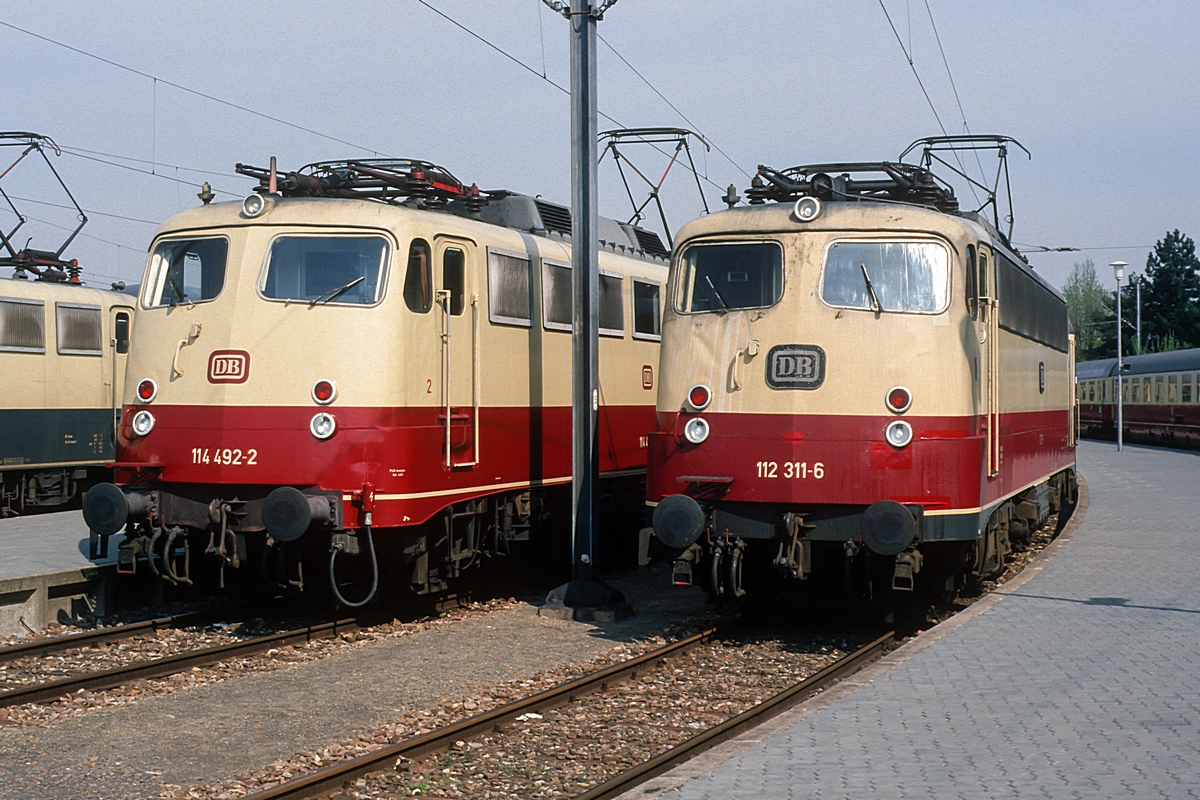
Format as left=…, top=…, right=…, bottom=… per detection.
left=978, top=252, right=989, bottom=299
left=1169, top=376, right=1179, bottom=404
left=114, top=312, right=130, bottom=354
left=0, top=297, right=46, bottom=353
left=1185, top=374, right=1194, bottom=404
left=542, top=260, right=571, bottom=331
left=56, top=303, right=103, bottom=355
left=632, top=279, right=662, bottom=340
left=1156, top=377, right=1164, bottom=403
left=965, top=244, right=977, bottom=318
left=443, top=248, right=465, bottom=316
left=403, top=239, right=432, bottom=313
left=488, top=248, right=532, bottom=326
left=1122, top=378, right=1129, bottom=403
left=599, top=273, right=624, bottom=337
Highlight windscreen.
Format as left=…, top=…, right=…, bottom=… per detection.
left=677, top=242, right=783, bottom=313
left=145, top=238, right=228, bottom=307
left=262, top=236, right=389, bottom=305
left=822, top=241, right=948, bottom=313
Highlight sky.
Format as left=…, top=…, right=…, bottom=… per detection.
left=3, top=1, right=1198, bottom=293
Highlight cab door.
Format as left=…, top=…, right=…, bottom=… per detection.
left=109, top=305, right=134, bottom=444
left=436, top=238, right=478, bottom=468
left=977, top=244, right=1000, bottom=479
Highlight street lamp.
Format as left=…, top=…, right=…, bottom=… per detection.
left=1111, top=261, right=1127, bottom=452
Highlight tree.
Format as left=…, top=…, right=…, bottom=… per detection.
left=1141, top=229, right=1200, bottom=349
left=1062, top=258, right=1113, bottom=360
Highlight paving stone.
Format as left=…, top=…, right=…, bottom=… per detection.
left=647, top=441, right=1200, bottom=799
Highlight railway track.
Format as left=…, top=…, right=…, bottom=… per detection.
left=234, top=628, right=893, bottom=800
left=0, top=615, right=371, bottom=708
left=0, top=608, right=228, bottom=665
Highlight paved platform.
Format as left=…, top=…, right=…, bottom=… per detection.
left=0, top=511, right=121, bottom=636
left=631, top=439, right=1200, bottom=800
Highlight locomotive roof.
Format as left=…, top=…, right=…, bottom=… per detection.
left=674, top=199, right=1064, bottom=302
left=178, top=188, right=667, bottom=262
left=1, top=272, right=134, bottom=298
left=1076, top=347, right=1200, bottom=379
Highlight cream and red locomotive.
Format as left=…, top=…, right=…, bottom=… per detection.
left=82, top=159, right=668, bottom=603
left=648, top=137, right=1078, bottom=602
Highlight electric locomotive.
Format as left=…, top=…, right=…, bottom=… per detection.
left=82, top=158, right=668, bottom=603
left=1077, top=348, right=1200, bottom=447
left=648, top=137, right=1077, bottom=602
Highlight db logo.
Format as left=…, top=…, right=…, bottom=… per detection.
left=207, top=350, right=250, bottom=384
left=642, top=365, right=654, bottom=390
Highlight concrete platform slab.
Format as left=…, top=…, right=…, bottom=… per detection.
left=0, top=511, right=122, bottom=636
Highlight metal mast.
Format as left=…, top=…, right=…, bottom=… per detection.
left=544, top=0, right=628, bottom=617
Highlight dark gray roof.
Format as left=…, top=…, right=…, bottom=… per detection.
left=1076, top=347, right=1200, bottom=379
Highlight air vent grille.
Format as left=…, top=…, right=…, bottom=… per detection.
left=533, top=201, right=573, bottom=236
left=633, top=228, right=669, bottom=258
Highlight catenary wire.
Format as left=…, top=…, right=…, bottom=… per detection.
left=596, top=32, right=751, bottom=180
left=413, top=0, right=729, bottom=194
left=6, top=194, right=161, bottom=226
left=59, top=149, right=243, bottom=198
left=922, top=0, right=987, bottom=192
left=876, top=0, right=977, bottom=201
left=0, top=19, right=389, bottom=157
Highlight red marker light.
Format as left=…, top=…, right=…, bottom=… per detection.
left=687, top=384, right=712, bottom=411
left=886, top=386, right=912, bottom=414
left=136, top=378, right=157, bottom=403
left=312, top=379, right=337, bottom=405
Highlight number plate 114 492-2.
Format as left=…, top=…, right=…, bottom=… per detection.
left=192, top=447, right=258, bottom=466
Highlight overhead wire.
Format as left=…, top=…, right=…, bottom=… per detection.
left=876, top=0, right=978, bottom=203
left=413, top=0, right=729, bottom=194
left=0, top=19, right=389, bottom=157
left=595, top=33, right=751, bottom=180
left=59, top=148, right=243, bottom=198
left=6, top=194, right=161, bottom=226
left=922, top=1, right=987, bottom=189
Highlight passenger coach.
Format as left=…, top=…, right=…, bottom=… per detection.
left=2, top=272, right=134, bottom=515
left=82, top=159, right=668, bottom=603
left=1077, top=347, right=1200, bottom=447
left=648, top=137, right=1077, bottom=603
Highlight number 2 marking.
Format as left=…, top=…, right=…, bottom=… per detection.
left=426, top=378, right=433, bottom=394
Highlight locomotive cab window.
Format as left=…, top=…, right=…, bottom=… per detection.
left=114, top=311, right=130, bottom=354
left=261, top=235, right=388, bottom=306
left=676, top=241, right=783, bottom=313
left=822, top=240, right=949, bottom=313
left=145, top=237, right=228, bottom=308
left=403, top=239, right=432, bottom=313
left=632, top=278, right=662, bottom=340
left=442, top=247, right=465, bottom=316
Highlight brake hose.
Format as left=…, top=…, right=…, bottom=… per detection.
left=329, top=526, right=378, bottom=608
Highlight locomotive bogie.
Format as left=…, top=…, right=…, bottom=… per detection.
left=648, top=198, right=1076, bottom=600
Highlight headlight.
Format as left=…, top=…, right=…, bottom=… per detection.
left=794, top=196, right=822, bottom=222
left=131, top=410, right=155, bottom=437
left=885, top=420, right=913, bottom=448
left=310, top=412, right=337, bottom=440
left=136, top=378, right=158, bottom=403
left=683, top=417, right=710, bottom=445
left=242, top=193, right=273, bottom=218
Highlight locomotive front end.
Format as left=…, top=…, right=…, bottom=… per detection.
left=648, top=185, right=1075, bottom=603
left=84, top=197, right=402, bottom=599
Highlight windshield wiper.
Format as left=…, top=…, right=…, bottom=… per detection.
left=309, top=276, right=365, bottom=307
left=704, top=275, right=729, bottom=314
left=859, top=263, right=882, bottom=315
left=166, top=276, right=194, bottom=309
